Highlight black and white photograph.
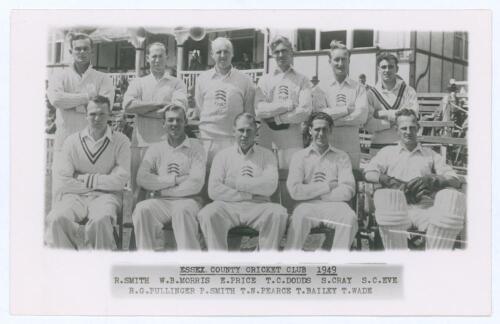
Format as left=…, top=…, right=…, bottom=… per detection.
left=8, top=9, right=491, bottom=317
left=43, top=26, right=469, bottom=252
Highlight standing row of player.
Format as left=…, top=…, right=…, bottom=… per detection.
left=45, top=32, right=465, bottom=251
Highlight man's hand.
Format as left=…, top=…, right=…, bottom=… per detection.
left=328, top=180, right=338, bottom=191
left=374, top=109, right=388, bottom=119
left=175, top=175, right=188, bottom=185
left=279, top=99, right=295, bottom=112
left=76, top=105, right=87, bottom=113
left=187, top=107, right=199, bottom=120
left=346, top=103, right=356, bottom=114
left=76, top=174, right=87, bottom=183
left=379, top=174, right=406, bottom=191
left=405, top=175, right=443, bottom=203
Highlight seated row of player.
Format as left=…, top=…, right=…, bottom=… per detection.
left=45, top=97, right=465, bottom=251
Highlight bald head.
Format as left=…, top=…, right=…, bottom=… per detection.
left=211, top=37, right=233, bottom=72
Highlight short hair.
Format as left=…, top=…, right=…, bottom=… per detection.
left=307, top=111, right=334, bottom=129
left=147, top=42, right=167, bottom=55
left=376, top=51, right=399, bottom=66
left=163, top=104, right=187, bottom=122
left=395, top=108, right=419, bottom=124
left=269, top=35, right=293, bottom=53
left=233, top=112, right=258, bottom=128
left=211, top=37, right=233, bottom=54
left=88, top=95, right=111, bottom=113
left=68, top=32, right=93, bottom=49
left=359, top=73, right=366, bottom=79
left=328, top=40, right=350, bottom=58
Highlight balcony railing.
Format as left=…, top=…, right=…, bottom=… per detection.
left=107, top=69, right=265, bottom=90
left=179, top=69, right=265, bottom=89
left=108, top=72, right=137, bottom=88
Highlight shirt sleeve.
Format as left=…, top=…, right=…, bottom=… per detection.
left=161, top=142, right=207, bottom=197
left=311, top=87, right=328, bottom=112
left=92, top=136, right=130, bottom=191
left=243, top=78, right=256, bottom=115
left=47, top=71, right=89, bottom=109
left=122, top=78, right=142, bottom=111
left=402, top=86, right=419, bottom=114
left=431, top=150, right=459, bottom=179
left=194, top=74, right=204, bottom=111
left=55, top=138, right=91, bottom=197
left=254, top=78, right=289, bottom=119
left=320, top=152, right=355, bottom=202
left=276, top=78, right=312, bottom=124
left=363, top=91, right=392, bottom=133
left=286, top=152, right=330, bottom=201
left=171, top=80, right=188, bottom=110
left=363, top=148, right=390, bottom=181
left=235, top=150, right=278, bottom=196
left=334, top=85, right=369, bottom=127
left=137, top=145, right=176, bottom=191
left=208, top=152, right=252, bottom=202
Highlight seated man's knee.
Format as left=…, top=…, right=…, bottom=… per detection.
left=291, top=204, right=311, bottom=220
left=172, top=200, right=200, bottom=221
left=198, top=201, right=224, bottom=224
left=87, top=212, right=114, bottom=229
left=47, top=208, right=73, bottom=227
left=132, top=200, right=155, bottom=221
left=373, top=189, right=410, bottom=226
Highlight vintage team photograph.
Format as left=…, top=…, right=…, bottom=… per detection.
left=43, top=25, right=469, bottom=253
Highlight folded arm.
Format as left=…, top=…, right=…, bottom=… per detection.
left=161, top=146, right=207, bottom=197
left=320, top=154, right=355, bottom=202
left=235, top=153, right=278, bottom=196
left=286, top=155, right=330, bottom=201
left=208, top=155, right=252, bottom=202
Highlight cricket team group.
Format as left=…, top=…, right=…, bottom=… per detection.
left=44, top=31, right=466, bottom=252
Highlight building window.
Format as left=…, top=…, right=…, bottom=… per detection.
left=118, top=42, right=135, bottom=70
left=297, top=29, right=316, bottom=51
left=453, top=32, right=468, bottom=60
left=353, top=30, right=374, bottom=48
left=320, top=30, right=347, bottom=49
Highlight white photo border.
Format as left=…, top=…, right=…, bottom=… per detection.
left=9, top=9, right=491, bottom=317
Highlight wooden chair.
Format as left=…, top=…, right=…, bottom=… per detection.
left=417, top=92, right=447, bottom=120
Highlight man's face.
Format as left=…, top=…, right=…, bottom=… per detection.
left=147, top=45, right=168, bottom=73
left=233, top=117, right=257, bottom=152
left=273, top=43, right=293, bottom=71
left=164, top=109, right=186, bottom=140
left=70, top=38, right=92, bottom=65
left=396, top=115, right=419, bottom=147
left=329, top=48, right=350, bottom=78
left=378, top=58, right=398, bottom=83
left=309, top=118, right=331, bottom=149
left=359, top=75, right=366, bottom=85
left=86, top=102, right=110, bottom=131
left=211, top=41, right=233, bottom=71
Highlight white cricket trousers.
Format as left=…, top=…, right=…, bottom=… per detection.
left=45, top=193, right=119, bottom=250
left=132, top=198, right=201, bottom=250
left=198, top=201, right=288, bottom=251
left=285, top=201, right=358, bottom=250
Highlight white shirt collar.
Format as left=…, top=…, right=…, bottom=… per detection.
left=81, top=126, right=113, bottom=143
